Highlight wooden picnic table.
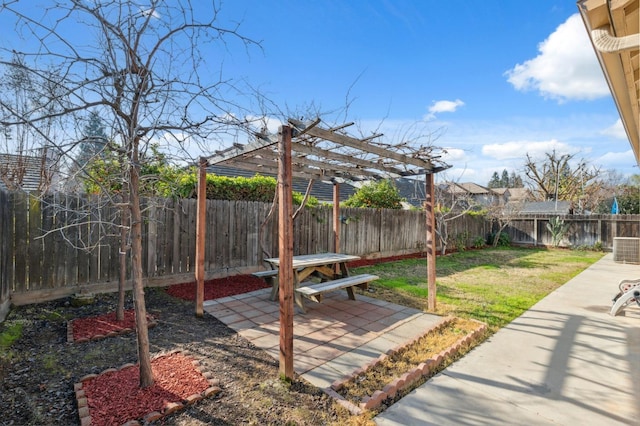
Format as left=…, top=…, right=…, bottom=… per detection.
left=262, top=252, right=375, bottom=312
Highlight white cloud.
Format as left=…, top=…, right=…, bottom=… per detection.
left=601, top=119, right=628, bottom=139
left=596, top=149, right=636, bottom=168
left=141, top=8, right=161, bottom=19
left=505, top=14, right=609, bottom=102
left=435, top=167, right=476, bottom=183
left=424, top=99, right=464, bottom=120
left=440, top=147, right=467, bottom=162
left=482, top=139, right=578, bottom=160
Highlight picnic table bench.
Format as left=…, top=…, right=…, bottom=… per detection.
left=251, top=269, right=280, bottom=301
left=257, top=253, right=376, bottom=313
left=296, top=273, right=379, bottom=304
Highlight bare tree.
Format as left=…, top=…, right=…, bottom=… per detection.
left=0, top=54, right=64, bottom=192
left=0, top=1, right=259, bottom=387
left=484, top=197, right=524, bottom=247
left=433, top=179, right=477, bottom=255
left=524, top=150, right=603, bottom=213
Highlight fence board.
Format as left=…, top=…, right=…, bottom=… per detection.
left=0, top=191, right=10, bottom=307
left=26, top=194, right=43, bottom=290
left=13, top=192, right=27, bottom=292
left=64, top=195, right=79, bottom=290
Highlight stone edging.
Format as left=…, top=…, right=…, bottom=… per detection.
left=67, top=313, right=157, bottom=344
left=323, top=316, right=488, bottom=414
left=74, top=349, right=222, bottom=426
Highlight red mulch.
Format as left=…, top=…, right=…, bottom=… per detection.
left=70, top=310, right=155, bottom=342
left=165, top=275, right=270, bottom=301
left=347, top=251, right=427, bottom=268
left=81, top=352, right=211, bottom=426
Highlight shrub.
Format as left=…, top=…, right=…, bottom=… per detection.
left=473, top=236, right=485, bottom=249
left=342, top=180, right=404, bottom=209
left=487, top=232, right=511, bottom=247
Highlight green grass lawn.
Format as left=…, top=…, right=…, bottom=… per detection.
left=353, top=247, right=603, bottom=331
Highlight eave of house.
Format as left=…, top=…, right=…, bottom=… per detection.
left=578, top=0, right=640, bottom=165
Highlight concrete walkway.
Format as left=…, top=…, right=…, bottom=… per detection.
left=375, top=254, right=640, bottom=425
left=203, top=288, right=442, bottom=389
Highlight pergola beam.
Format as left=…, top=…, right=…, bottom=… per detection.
left=205, top=134, right=278, bottom=165
left=291, top=141, right=421, bottom=178
left=216, top=158, right=328, bottom=181
left=289, top=118, right=436, bottom=172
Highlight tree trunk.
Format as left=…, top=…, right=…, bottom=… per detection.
left=129, top=159, right=154, bottom=388
left=117, top=200, right=128, bottom=321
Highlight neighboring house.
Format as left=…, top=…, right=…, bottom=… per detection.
left=490, top=187, right=534, bottom=207
left=437, top=182, right=499, bottom=207
left=491, top=187, right=509, bottom=205
left=456, top=182, right=499, bottom=206
left=0, top=151, right=60, bottom=193
left=206, top=164, right=357, bottom=203
left=505, top=187, right=533, bottom=204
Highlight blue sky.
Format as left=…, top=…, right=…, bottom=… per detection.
left=213, top=0, right=635, bottom=185
left=1, top=1, right=635, bottom=186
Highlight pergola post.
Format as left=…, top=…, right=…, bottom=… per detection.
left=195, top=157, right=207, bottom=317
left=425, top=173, right=437, bottom=311
left=277, top=125, right=295, bottom=380
left=333, top=182, right=340, bottom=253
left=333, top=182, right=341, bottom=273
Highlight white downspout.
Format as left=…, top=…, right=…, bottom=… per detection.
left=591, top=26, right=640, bottom=53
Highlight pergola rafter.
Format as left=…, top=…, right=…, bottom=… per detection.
left=204, top=118, right=449, bottom=182
left=195, top=117, right=450, bottom=379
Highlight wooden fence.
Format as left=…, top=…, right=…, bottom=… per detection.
left=1, top=189, right=636, bottom=309
left=505, top=214, right=640, bottom=247
left=0, top=192, right=489, bottom=306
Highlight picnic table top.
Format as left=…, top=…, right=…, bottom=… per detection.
left=264, top=252, right=361, bottom=269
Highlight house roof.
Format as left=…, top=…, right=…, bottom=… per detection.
left=578, top=0, right=640, bottom=164
left=520, top=201, right=572, bottom=214
left=0, top=153, right=49, bottom=192
left=394, top=177, right=426, bottom=207
left=456, top=182, right=493, bottom=195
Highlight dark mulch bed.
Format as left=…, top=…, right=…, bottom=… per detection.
left=0, top=289, right=340, bottom=425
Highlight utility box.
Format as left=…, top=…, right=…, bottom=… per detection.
left=613, top=237, right=640, bottom=264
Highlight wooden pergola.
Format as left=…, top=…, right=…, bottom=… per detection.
left=194, top=118, right=450, bottom=379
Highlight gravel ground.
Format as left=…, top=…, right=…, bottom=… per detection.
left=0, top=288, right=344, bottom=425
